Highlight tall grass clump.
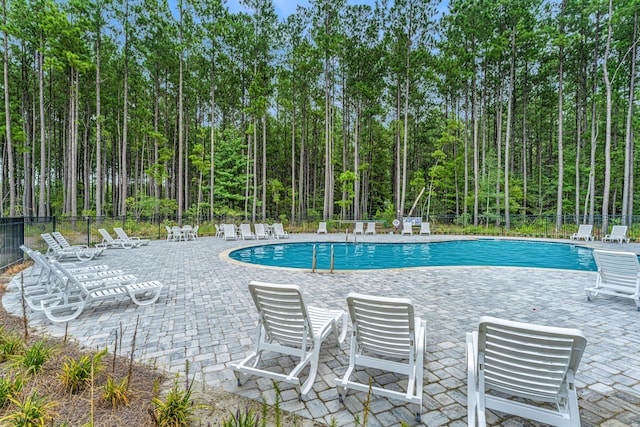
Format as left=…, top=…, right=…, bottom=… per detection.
left=0, top=390, right=57, bottom=426
left=151, top=375, right=195, bottom=427
left=15, top=339, right=55, bottom=375
left=0, top=374, right=23, bottom=408
left=59, top=348, right=107, bottom=393
left=102, top=376, right=130, bottom=408
left=0, top=333, right=23, bottom=362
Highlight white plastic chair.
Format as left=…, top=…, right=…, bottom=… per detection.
left=586, top=249, right=640, bottom=310
left=272, top=223, right=289, bottom=239
left=41, top=259, right=163, bottom=323
left=51, top=232, right=105, bottom=258
left=231, top=281, right=347, bottom=399
left=365, top=222, right=376, bottom=235
left=113, top=227, right=150, bottom=246
left=602, top=225, right=630, bottom=243
left=336, top=293, right=426, bottom=422
left=239, top=224, right=256, bottom=240
left=317, top=222, right=328, bottom=234
left=254, top=223, right=269, bottom=239
left=570, top=224, right=593, bottom=241
left=41, top=233, right=98, bottom=261
left=353, top=222, right=364, bottom=235
left=223, top=224, right=237, bottom=241
left=419, top=222, right=431, bottom=235
left=98, top=229, right=136, bottom=248
left=401, top=222, right=413, bottom=235
left=466, top=316, right=587, bottom=427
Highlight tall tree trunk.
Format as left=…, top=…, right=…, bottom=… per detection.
left=622, top=7, right=637, bottom=226
left=586, top=10, right=600, bottom=225
left=395, top=79, right=401, bottom=218
left=504, top=28, right=515, bottom=230
left=472, top=40, right=479, bottom=226
left=290, top=93, right=296, bottom=223
left=354, top=104, right=360, bottom=220
left=2, top=0, right=15, bottom=216
left=38, top=35, right=47, bottom=217
left=601, top=0, right=613, bottom=234
left=120, top=2, right=129, bottom=216
left=322, top=5, right=332, bottom=220
left=400, top=8, right=412, bottom=218
left=262, top=113, right=266, bottom=220
left=210, top=58, right=216, bottom=221
left=177, top=1, right=184, bottom=224
left=556, top=0, right=565, bottom=231
left=252, top=116, right=257, bottom=221
left=495, top=77, right=503, bottom=226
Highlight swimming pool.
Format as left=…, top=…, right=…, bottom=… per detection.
left=228, top=239, right=597, bottom=271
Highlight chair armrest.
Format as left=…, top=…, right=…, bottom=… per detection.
left=466, top=331, right=479, bottom=426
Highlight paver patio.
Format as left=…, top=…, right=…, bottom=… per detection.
left=5, top=233, right=640, bottom=426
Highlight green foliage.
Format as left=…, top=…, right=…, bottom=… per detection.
left=59, top=348, right=106, bottom=393
left=151, top=376, right=195, bottom=427
left=221, top=405, right=260, bottom=427
left=102, top=376, right=130, bottom=408
left=0, top=333, right=24, bottom=362
left=126, top=196, right=177, bottom=218
left=0, top=374, right=24, bottom=408
left=15, top=340, right=55, bottom=375
left=0, top=390, right=57, bottom=427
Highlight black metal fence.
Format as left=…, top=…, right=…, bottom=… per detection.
left=3, top=213, right=638, bottom=270
left=0, top=217, right=25, bottom=270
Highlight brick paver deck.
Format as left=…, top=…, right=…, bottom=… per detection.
left=5, top=233, right=640, bottom=426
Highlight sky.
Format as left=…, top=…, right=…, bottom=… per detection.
left=226, top=0, right=382, bottom=19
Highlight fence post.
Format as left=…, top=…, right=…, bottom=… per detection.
left=86, top=217, right=91, bottom=246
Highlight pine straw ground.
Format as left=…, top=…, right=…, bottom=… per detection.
left=0, top=264, right=321, bottom=427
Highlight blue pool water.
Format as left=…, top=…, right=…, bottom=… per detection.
left=228, top=240, right=597, bottom=271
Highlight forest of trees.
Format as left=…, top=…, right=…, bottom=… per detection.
left=0, top=0, right=638, bottom=230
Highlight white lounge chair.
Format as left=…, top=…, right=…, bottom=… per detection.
left=466, top=316, right=587, bottom=427
left=353, top=222, right=364, bottom=235
left=365, top=222, right=376, bottom=235
left=113, top=227, right=150, bottom=246
left=98, top=229, right=136, bottom=249
left=602, top=225, right=630, bottom=243
left=419, top=222, right=431, bottom=235
left=41, top=233, right=98, bottom=262
left=254, top=223, right=269, bottom=239
left=239, top=224, right=256, bottom=240
left=586, top=249, right=640, bottom=310
left=317, top=222, right=328, bottom=234
left=51, top=232, right=105, bottom=258
left=41, top=259, right=163, bottom=323
left=401, top=222, right=413, bottom=235
left=223, top=224, right=237, bottom=241
left=231, top=281, right=347, bottom=398
left=272, top=223, right=289, bottom=239
left=570, top=224, right=593, bottom=241
left=214, top=224, right=223, bottom=238
left=336, top=293, right=426, bottom=422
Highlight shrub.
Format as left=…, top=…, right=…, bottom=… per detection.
left=15, top=339, right=55, bottom=375
left=0, top=374, right=23, bottom=408
left=221, top=405, right=260, bottom=427
left=59, top=348, right=106, bottom=393
left=0, top=390, right=57, bottom=426
left=102, top=376, right=129, bottom=408
left=151, top=377, right=195, bottom=427
left=0, top=334, right=23, bottom=362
